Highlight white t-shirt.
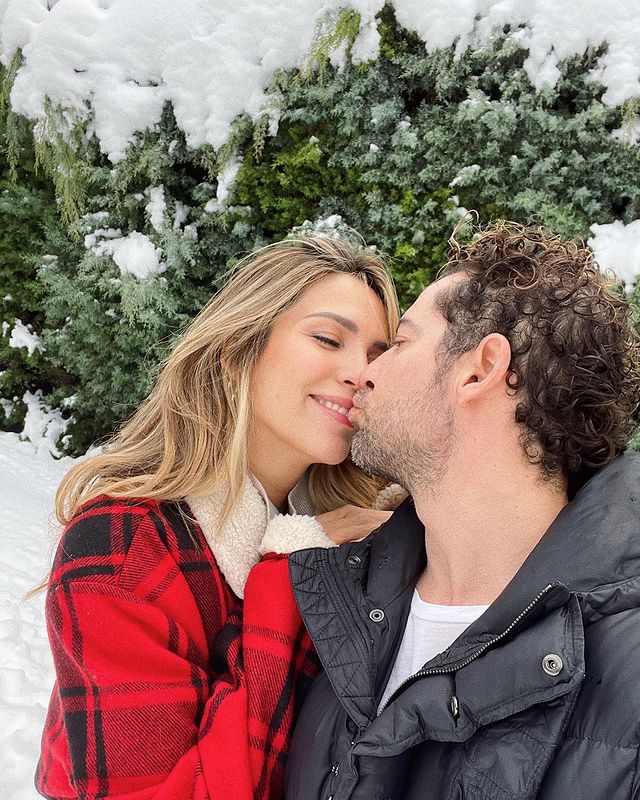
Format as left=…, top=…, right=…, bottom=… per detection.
left=378, top=590, right=488, bottom=712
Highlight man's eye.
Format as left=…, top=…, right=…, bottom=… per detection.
left=393, top=339, right=405, bottom=348
left=313, top=335, right=340, bottom=348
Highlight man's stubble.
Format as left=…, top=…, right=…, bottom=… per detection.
left=350, top=378, right=454, bottom=494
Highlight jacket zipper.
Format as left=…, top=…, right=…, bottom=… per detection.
left=377, top=582, right=558, bottom=715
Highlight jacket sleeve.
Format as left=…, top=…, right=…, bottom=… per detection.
left=36, top=508, right=319, bottom=800
left=632, top=749, right=640, bottom=800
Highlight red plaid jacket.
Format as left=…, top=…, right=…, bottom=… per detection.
left=36, top=496, right=320, bottom=800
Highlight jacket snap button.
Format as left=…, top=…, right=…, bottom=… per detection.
left=369, top=608, right=385, bottom=622
left=348, top=555, right=361, bottom=565
left=331, top=763, right=340, bottom=775
left=542, top=653, right=563, bottom=676
left=449, top=695, right=459, bottom=718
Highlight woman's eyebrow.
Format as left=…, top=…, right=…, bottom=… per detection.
left=304, top=312, right=388, bottom=350
left=304, top=312, right=358, bottom=333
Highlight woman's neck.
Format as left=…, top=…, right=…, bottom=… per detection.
left=248, top=440, right=308, bottom=511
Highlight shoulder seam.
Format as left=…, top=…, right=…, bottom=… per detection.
left=53, top=499, right=168, bottom=589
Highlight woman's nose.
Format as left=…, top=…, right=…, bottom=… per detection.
left=338, top=349, right=370, bottom=386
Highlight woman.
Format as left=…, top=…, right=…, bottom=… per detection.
left=36, top=236, right=401, bottom=800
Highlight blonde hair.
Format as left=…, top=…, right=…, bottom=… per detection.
left=56, top=236, right=399, bottom=525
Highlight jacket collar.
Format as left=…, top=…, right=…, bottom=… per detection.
left=187, top=478, right=269, bottom=599
left=290, top=499, right=425, bottom=727
left=290, top=450, right=640, bottom=729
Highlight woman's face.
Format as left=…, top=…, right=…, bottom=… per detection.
left=249, top=273, right=390, bottom=478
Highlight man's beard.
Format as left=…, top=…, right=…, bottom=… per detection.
left=350, top=384, right=453, bottom=493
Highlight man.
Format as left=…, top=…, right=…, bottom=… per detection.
left=285, top=221, right=640, bottom=800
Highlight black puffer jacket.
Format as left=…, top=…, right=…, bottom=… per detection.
left=285, top=451, right=640, bottom=800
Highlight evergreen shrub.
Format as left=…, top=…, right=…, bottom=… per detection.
left=0, top=63, right=69, bottom=434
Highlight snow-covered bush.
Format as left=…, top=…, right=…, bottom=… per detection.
left=0, top=64, right=67, bottom=435
left=231, top=10, right=640, bottom=305
left=1, top=4, right=639, bottom=454
left=32, top=105, right=264, bottom=451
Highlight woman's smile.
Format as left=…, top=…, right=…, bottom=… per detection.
left=310, top=394, right=354, bottom=428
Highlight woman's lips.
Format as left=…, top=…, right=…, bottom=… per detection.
left=311, top=395, right=354, bottom=428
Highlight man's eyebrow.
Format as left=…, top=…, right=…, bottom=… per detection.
left=304, top=312, right=388, bottom=351
left=397, top=316, right=420, bottom=333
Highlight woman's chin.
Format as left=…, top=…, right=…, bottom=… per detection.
left=313, top=445, right=352, bottom=466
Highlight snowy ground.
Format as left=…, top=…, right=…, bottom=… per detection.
left=0, top=432, right=74, bottom=800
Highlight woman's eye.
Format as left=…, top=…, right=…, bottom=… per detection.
left=393, top=339, right=405, bottom=348
left=313, top=335, right=340, bottom=348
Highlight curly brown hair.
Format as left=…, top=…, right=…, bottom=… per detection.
left=436, top=221, right=640, bottom=491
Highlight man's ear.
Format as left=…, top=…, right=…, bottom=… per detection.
left=456, top=333, right=512, bottom=403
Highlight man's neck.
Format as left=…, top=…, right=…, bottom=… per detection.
left=412, top=458, right=568, bottom=606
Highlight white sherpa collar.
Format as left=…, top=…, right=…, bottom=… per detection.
left=186, top=478, right=332, bottom=599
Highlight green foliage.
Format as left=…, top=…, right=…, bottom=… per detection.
left=302, top=8, right=361, bottom=79
left=232, top=119, right=363, bottom=235
left=3, top=8, right=640, bottom=453
left=32, top=104, right=260, bottom=452
left=227, top=8, right=640, bottom=309
left=0, top=62, right=69, bottom=434
left=32, top=101, right=98, bottom=230
left=1, top=51, right=24, bottom=179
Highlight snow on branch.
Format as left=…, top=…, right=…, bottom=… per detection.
left=2, top=0, right=639, bottom=162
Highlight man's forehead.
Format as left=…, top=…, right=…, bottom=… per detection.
left=402, top=273, right=463, bottom=325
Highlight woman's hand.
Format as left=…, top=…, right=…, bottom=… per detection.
left=316, top=505, right=392, bottom=545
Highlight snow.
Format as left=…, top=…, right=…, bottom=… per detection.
left=21, top=389, right=70, bottom=457
left=392, top=1, right=640, bottom=106
left=88, top=229, right=166, bottom=279
left=173, top=201, right=188, bottom=230
left=0, top=432, right=73, bottom=800
left=450, top=164, right=481, bottom=188
left=109, top=233, right=165, bottom=279
left=1, top=397, right=14, bottom=418
left=205, top=159, right=242, bottom=213
left=288, top=213, right=361, bottom=241
left=2, top=1, right=640, bottom=163
left=84, top=226, right=120, bottom=250
left=613, top=118, right=640, bottom=146
left=588, top=219, right=640, bottom=289
left=144, top=185, right=166, bottom=232
left=6, top=318, right=43, bottom=356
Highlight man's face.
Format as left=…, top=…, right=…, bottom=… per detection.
left=349, top=274, right=461, bottom=491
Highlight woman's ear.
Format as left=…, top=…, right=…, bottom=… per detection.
left=457, top=333, right=512, bottom=403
